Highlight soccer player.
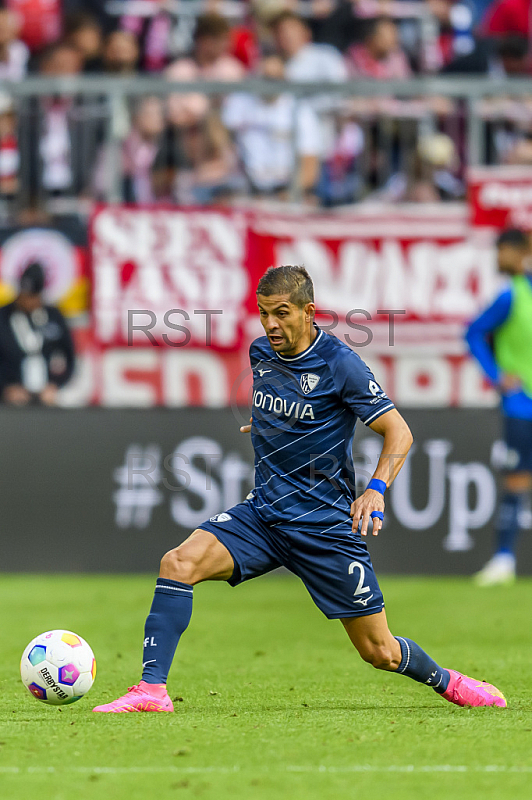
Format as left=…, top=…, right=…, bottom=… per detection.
left=94, top=266, right=506, bottom=712
left=466, top=228, right=532, bottom=586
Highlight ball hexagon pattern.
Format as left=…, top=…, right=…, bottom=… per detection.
left=58, top=664, right=80, bottom=686
left=20, top=630, right=96, bottom=706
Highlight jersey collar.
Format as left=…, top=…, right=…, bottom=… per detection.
left=275, top=327, right=323, bottom=362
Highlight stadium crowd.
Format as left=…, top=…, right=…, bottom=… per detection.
left=0, top=0, right=531, bottom=210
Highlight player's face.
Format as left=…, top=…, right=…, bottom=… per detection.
left=257, top=293, right=315, bottom=356
left=497, top=244, right=526, bottom=275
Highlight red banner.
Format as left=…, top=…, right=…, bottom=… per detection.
left=246, top=207, right=498, bottom=353
left=77, top=204, right=500, bottom=409
left=468, top=165, right=532, bottom=229
left=91, top=206, right=249, bottom=350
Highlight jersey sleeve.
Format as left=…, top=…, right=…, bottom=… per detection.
left=464, top=288, right=512, bottom=384
left=331, top=350, right=395, bottom=425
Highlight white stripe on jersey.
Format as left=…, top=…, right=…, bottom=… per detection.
left=275, top=330, right=323, bottom=361
left=363, top=403, right=395, bottom=426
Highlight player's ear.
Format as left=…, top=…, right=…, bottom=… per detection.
left=304, top=302, right=315, bottom=322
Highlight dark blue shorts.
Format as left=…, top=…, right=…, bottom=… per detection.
left=504, top=417, right=532, bottom=473
left=199, top=500, right=385, bottom=620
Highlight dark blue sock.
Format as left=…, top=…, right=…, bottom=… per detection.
left=394, top=637, right=450, bottom=694
left=141, top=578, right=193, bottom=685
left=495, top=492, right=522, bottom=556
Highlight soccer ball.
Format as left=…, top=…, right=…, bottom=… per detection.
left=20, top=630, right=96, bottom=706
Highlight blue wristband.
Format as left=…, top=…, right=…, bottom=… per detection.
left=370, top=511, right=384, bottom=521
left=367, top=478, right=386, bottom=495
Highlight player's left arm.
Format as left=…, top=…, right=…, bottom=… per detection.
left=350, top=408, right=413, bottom=537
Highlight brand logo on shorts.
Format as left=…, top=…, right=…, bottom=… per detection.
left=300, top=373, right=320, bottom=394
left=353, top=595, right=374, bottom=607
left=210, top=512, right=232, bottom=523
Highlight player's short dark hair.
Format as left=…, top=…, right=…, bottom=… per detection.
left=256, top=266, right=314, bottom=308
left=496, top=228, right=529, bottom=249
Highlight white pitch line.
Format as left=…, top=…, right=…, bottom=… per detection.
left=1, top=765, right=532, bottom=775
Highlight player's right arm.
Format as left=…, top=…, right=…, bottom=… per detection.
left=351, top=408, right=413, bottom=537
left=465, top=290, right=513, bottom=389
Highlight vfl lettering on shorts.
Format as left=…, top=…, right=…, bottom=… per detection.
left=210, top=513, right=232, bottom=523
left=348, top=561, right=374, bottom=607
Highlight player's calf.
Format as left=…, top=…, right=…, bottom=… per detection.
left=355, top=641, right=401, bottom=671
left=93, top=530, right=235, bottom=712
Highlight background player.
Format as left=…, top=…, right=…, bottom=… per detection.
left=94, top=265, right=506, bottom=713
left=466, top=228, right=532, bottom=586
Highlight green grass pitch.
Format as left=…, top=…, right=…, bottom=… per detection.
left=1, top=574, right=531, bottom=800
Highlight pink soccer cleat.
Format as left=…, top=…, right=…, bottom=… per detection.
left=93, top=681, right=174, bottom=713
left=441, top=669, right=506, bottom=708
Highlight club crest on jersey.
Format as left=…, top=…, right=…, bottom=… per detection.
left=210, top=513, right=232, bottom=523
left=300, top=373, right=320, bottom=394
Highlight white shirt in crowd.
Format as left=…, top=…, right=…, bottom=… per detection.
left=284, top=43, right=347, bottom=158
left=0, top=40, right=29, bottom=81
left=284, top=42, right=348, bottom=83
left=222, top=92, right=322, bottom=192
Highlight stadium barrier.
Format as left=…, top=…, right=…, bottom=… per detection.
left=1, top=406, right=530, bottom=575
left=3, top=74, right=532, bottom=209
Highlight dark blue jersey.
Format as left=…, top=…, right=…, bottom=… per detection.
left=248, top=327, right=394, bottom=530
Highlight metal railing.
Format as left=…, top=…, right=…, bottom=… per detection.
left=3, top=75, right=532, bottom=213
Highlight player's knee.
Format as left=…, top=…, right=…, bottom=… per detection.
left=159, top=548, right=199, bottom=585
left=359, top=644, right=395, bottom=670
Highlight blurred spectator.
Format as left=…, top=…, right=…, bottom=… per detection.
left=222, top=55, right=321, bottom=200
left=0, top=262, right=75, bottom=406
left=173, top=112, right=239, bottom=205
left=102, top=30, right=139, bottom=74
left=373, top=132, right=464, bottom=202
left=270, top=9, right=348, bottom=177
left=505, top=131, right=532, bottom=164
left=346, top=17, right=412, bottom=79
left=38, top=44, right=83, bottom=194
left=40, top=41, right=82, bottom=77
left=123, top=97, right=166, bottom=202
left=0, top=93, right=19, bottom=199
left=496, top=33, right=531, bottom=73
left=93, top=96, right=166, bottom=203
left=427, top=0, right=477, bottom=69
left=0, top=8, right=29, bottom=81
left=271, top=11, right=348, bottom=81
left=317, top=117, right=364, bottom=205
left=482, top=0, right=532, bottom=39
left=64, top=12, right=103, bottom=73
left=120, top=0, right=173, bottom=72
left=146, top=107, right=238, bottom=206
left=442, top=32, right=530, bottom=74
left=166, top=14, right=246, bottom=128
left=307, top=0, right=360, bottom=53
left=6, top=0, right=61, bottom=53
